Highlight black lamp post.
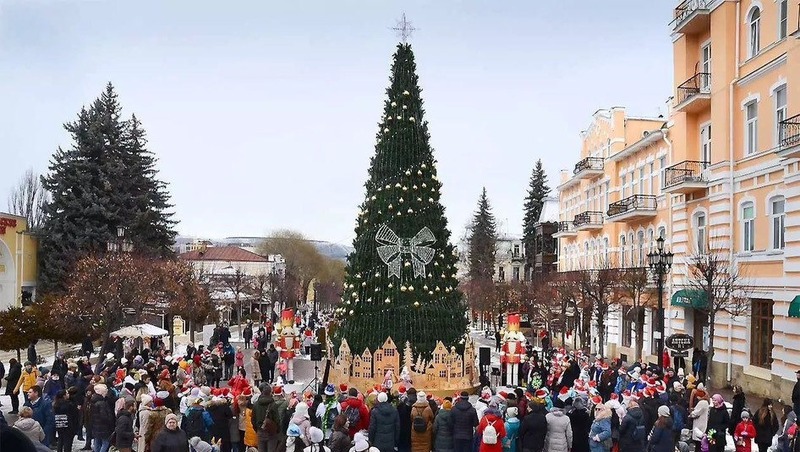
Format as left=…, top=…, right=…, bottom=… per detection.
left=647, top=236, right=673, bottom=360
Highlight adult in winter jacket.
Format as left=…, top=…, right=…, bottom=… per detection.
left=734, top=410, right=757, bottom=452
left=588, top=404, right=612, bottom=452
left=23, top=385, right=54, bottom=447
left=207, top=397, right=234, bottom=451
left=53, top=390, right=79, bottom=452
left=329, top=415, right=352, bottom=452
left=503, top=407, right=520, bottom=452
left=477, top=402, right=506, bottom=452
left=730, top=386, right=747, bottom=437
left=433, top=399, right=454, bottom=452
left=182, top=399, right=212, bottom=442
left=150, top=413, right=189, bottom=452
left=689, top=398, right=710, bottom=442
left=89, top=384, right=115, bottom=452
left=618, top=401, right=646, bottom=452
left=648, top=406, right=675, bottom=452
left=753, top=399, right=779, bottom=452
left=568, top=398, right=591, bottom=452
left=544, top=407, right=572, bottom=452
left=292, top=402, right=315, bottom=447
left=448, top=392, right=478, bottom=452
left=341, top=388, right=371, bottom=439
left=114, top=400, right=136, bottom=452
left=369, top=393, right=400, bottom=452
left=410, top=392, right=435, bottom=452
left=4, top=359, right=22, bottom=414
left=707, top=394, right=731, bottom=452
left=518, top=401, right=547, bottom=452
left=13, top=407, right=45, bottom=444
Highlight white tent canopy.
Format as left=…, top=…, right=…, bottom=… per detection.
left=111, top=323, right=169, bottom=339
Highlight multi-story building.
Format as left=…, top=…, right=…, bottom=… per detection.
left=553, top=0, right=800, bottom=398
left=0, top=212, right=37, bottom=309
left=667, top=0, right=800, bottom=398
left=554, top=107, right=673, bottom=362
left=495, top=234, right=525, bottom=283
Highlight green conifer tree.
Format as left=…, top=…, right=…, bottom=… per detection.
left=334, top=44, right=467, bottom=359
left=522, top=159, right=550, bottom=273
left=467, top=187, right=498, bottom=282
left=39, top=83, right=176, bottom=293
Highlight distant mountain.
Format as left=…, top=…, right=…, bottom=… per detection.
left=174, top=235, right=353, bottom=262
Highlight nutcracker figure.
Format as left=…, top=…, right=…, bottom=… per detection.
left=500, top=313, right=526, bottom=386
left=275, top=309, right=301, bottom=383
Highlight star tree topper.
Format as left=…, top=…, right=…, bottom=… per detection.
left=392, top=13, right=417, bottom=43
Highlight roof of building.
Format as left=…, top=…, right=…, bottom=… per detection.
left=178, top=246, right=269, bottom=263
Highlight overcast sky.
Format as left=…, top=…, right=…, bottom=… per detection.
left=0, top=0, right=676, bottom=244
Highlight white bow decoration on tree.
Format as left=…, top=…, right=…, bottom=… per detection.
left=375, top=224, right=436, bottom=279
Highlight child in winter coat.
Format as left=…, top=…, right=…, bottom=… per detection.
left=503, top=407, right=520, bottom=452
left=734, top=411, right=756, bottom=452
left=235, top=347, right=245, bottom=371
left=278, top=359, right=288, bottom=385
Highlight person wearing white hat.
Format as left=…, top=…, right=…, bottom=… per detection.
left=349, top=431, right=380, bottom=452
left=304, top=426, right=331, bottom=452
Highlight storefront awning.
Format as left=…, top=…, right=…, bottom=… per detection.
left=671, top=289, right=708, bottom=309
left=789, top=295, right=800, bottom=318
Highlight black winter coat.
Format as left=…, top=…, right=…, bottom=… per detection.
left=568, top=408, right=591, bottom=452
left=369, top=402, right=400, bottom=452
left=4, top=363, right=21, bottom=396
left=448, top=399, right=478, bottom=441
left=730, top=392, right=747, bottom=435
left=89, top=393, right=115, bottom=439
left=207, top=401, right=233, bottom=440
left=618, top=407, right=647, bottom=452
left=150, top=427, right=189, bottom=452
left=397, top=401, right=414, bottom=447
left=53, top=399, right=79, bottom=434
left=518, top=404, right=547, bottom=452
left=647, top=418, right=675, bottom=452
left=753, top=411, right=780, bottom=446
left=114, top=411, right=135, bottom=448
left=707, top=406, right=730, bottom=447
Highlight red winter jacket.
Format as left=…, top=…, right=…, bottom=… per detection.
left=340, top=397, right=370, bottom=438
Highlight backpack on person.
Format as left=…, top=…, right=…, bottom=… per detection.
left=344, top=405, right=361, bottom=428
left=183, top=408, right=208, bottom=440
left=482, top=420, right=498, bottom=445
left=631, top=418, right=646, bottom=442
left=412, top=407, right=428, bottom=433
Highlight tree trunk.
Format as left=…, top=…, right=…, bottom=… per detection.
left=167, top=314, right=175, bottom=353
left=53, top=340, right=59, bottom=355
left=16, top=348, right=20, bottom=362
left=189, top=320, right=195, bottom=343
left=596, top=308, right=606, bottom=357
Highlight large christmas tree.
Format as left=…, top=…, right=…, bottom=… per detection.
left=335, top=43, right=468, bottom=359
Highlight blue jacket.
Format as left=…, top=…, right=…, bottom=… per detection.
left=502, top=418, right=520, bottom=452
left=588, top=417, right=612, bottom=452
left=24, top=396, right=54, bottom=444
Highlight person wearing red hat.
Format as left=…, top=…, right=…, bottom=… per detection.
left=340, top=388, right=370, bottom=439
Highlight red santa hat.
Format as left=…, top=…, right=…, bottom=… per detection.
left=656, top=381, right=667, bottom=394
left=609, top=393, right=619, bottom=401
left=242, top=387, right=253, bottom=397
left=622, top=390, right=632, bottom=400
left=591, top=395, right=603, bottom=405
left=647, top=378, right=656, bottom=387
left=588, top=380, right=597, bottom=388
left=339, top=383, right=348, bottom=392
left=497, top=391, right=508, bottom=400
left=273, top=385, right=283, bottom=395
left=159, top=369, right=170, bottom=380
left=397, top=385, right=407, bottom=394
left=557, top=386, right=571, bottom=402
left=534, top=389, right=547, bottom=398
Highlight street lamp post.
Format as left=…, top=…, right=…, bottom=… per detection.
left=647, top=236, right=673, bottom=363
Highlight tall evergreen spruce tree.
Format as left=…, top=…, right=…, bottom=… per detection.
left=467, top=188, right=497, bottom=282
left=335, top=43, right=467, bottom=359
left=522, top=159, right=550, bottom=272
left=39, top=83, right=176, bottom=293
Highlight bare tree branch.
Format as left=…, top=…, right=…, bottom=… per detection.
left=7, top=168, right=48, bottom=231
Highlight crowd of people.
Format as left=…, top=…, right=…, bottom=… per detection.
left=0, top=320, right=799, bottom=452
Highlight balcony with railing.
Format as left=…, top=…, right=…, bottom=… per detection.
left=777, top=114, right=800, bottom=159
left=674, top=73, right=711, bottom=113
left=607, top=194, right=657, bottom=222
left=671, top=0, right=711, bottom=34
left=572, top=211, right=604, bottom=231
left=552, top=221, right=577, bottom=238
left=573, top=156, right=604, bottom=180
left=663, top=160, right=710, bottom=194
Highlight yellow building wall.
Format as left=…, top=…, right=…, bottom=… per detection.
left=0, top=213, right=39, bottom=309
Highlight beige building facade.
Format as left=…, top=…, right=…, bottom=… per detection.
left=554, top=0, right=800, bottom=399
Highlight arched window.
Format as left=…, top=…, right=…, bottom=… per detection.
left=637, top=231, right=645, bottom=266
left=585, top=242, right=590, bottom=269
left=620, top=235, right=626, bottom=267
left=648, top=228, right=654, bottom=248
left=628, top=233, right=635, bottom=266
left=749, top=7, right=761, bottom=57
left=694, top=213, right=707, bottom=253
left=741, top=202, right=755, bottom=251
left=658, top=226, right=666, bottom=240
left=769, top=196, right=785, bottom=250
left=604, top=237, right=610, bottom=262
